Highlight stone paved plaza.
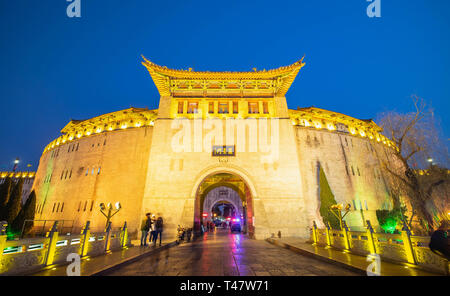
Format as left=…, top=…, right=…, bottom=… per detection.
left=103, top=229, right=360, bottom=276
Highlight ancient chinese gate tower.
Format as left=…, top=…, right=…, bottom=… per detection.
left=33, top=57, right=397, bottom=240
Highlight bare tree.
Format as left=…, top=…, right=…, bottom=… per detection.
left=377, top=95, right=449, bottom=233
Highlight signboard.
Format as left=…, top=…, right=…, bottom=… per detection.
left=212, top=145, right=235, bottom=157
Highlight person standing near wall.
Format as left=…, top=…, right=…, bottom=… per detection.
left=140, top=213, right=152, bottom=246
left=153, top=215, right=164, bottom=246
left=149, top=214, right=156, bottom=244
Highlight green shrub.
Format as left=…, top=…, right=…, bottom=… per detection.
left=376, top=206, right=407, bottom=234
left=319, top=166, right=340, bottom=230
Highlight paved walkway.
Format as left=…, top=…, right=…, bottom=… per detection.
left=101, top=229, right=360, bottom=276
left=32, top=240, right=176, bottom=276
left=267, top=237, right=442, bottom=276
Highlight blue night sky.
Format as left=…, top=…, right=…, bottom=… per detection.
left=0, top=0, right=449, bottom=170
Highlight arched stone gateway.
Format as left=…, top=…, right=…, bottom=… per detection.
left=202, top=186, right=243, bottom=220
left=193, top=169, right=258, bottom=237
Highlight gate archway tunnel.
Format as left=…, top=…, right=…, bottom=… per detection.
left=194, top=172, right=254, bottom=237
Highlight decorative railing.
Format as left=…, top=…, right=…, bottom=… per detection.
left=0, top=221, right=129, bottom=275
left=311, top=220, right=449, bottom=275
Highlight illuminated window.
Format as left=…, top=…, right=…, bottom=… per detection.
left=178, top=101, right=184, bottom=114
left=187, top=102, right=199, bottom=114
left=263, top=102, right=269, bottom=114
left=208, top=102, right=214, bottom=114
left=248, top=102, right=259, bottom=114
left=218, top=102, right=229, bottom=114
left=233, top=101, right=238, bottom=114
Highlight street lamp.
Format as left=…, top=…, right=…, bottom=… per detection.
left=99, top=202, right=122, bottom=230
left=12, top=158, right=19, bottom=172
left=330, top=203, right=352, bottom=229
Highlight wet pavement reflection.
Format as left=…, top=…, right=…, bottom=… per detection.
left=103, top=228, right=359, bottom=276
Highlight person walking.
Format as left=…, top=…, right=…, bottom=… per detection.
left=140, top=213, right=151, bottom=246
left=153, top=215, right=164, bottom=246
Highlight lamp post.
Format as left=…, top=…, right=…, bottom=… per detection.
left=99, top=202, right=122, bottom=230
left=12, top=158, right=19, bottom=172
left=427, top=157, right=435, bottom=169
left=330, top=203, right=351, bottom=229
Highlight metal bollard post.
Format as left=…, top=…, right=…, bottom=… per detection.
left=401, top=221, right=416, bottom=264
left=0, top=221, right=7, bottom=262
left=45, top=221, right=59, bottom=266
left=366, top=220, right=377, bottom=254
left=80, top=221, right=91, bottom=257
left=104, top=221, right=112, bottom=253
left=120, top=221, right=128, bottom=248
left=312, top=221, right=319, bottom=244
left=342, top=221, right=351, bottom=251
left=0, top=235, right=6, bottom=262
left=325, top=221, right=332, bottom=247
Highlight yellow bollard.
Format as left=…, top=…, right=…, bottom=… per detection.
left=325, top=222, right=332, bottom=247
left=79, top=221, right=91, bottom=257
left=365, top=220, right=377, bottom=254
left=342, top=221, right=351, bottom=251
left=120, top=222, right=128, bottom=248
left=45, top=222, right=59, bottom=266
left=312, top=221, right=319, bottom=244
left=401, top=221, right=416, bottom=265
left=0, top=235, right=7, bottom=262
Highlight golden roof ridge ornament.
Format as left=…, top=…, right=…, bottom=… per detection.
left=141, top=55, right=306, bottom=97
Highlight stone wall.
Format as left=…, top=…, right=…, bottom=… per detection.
left=33, top=126, right=154, bottom=237
left=294, top=126, right=399, bottom=231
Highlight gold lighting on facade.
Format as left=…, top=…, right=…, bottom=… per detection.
left=43, top=108, right=158, bottom=153
left=0, top=171, right=36, bottom=179
left=289, top=107, right=397, bottom=150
